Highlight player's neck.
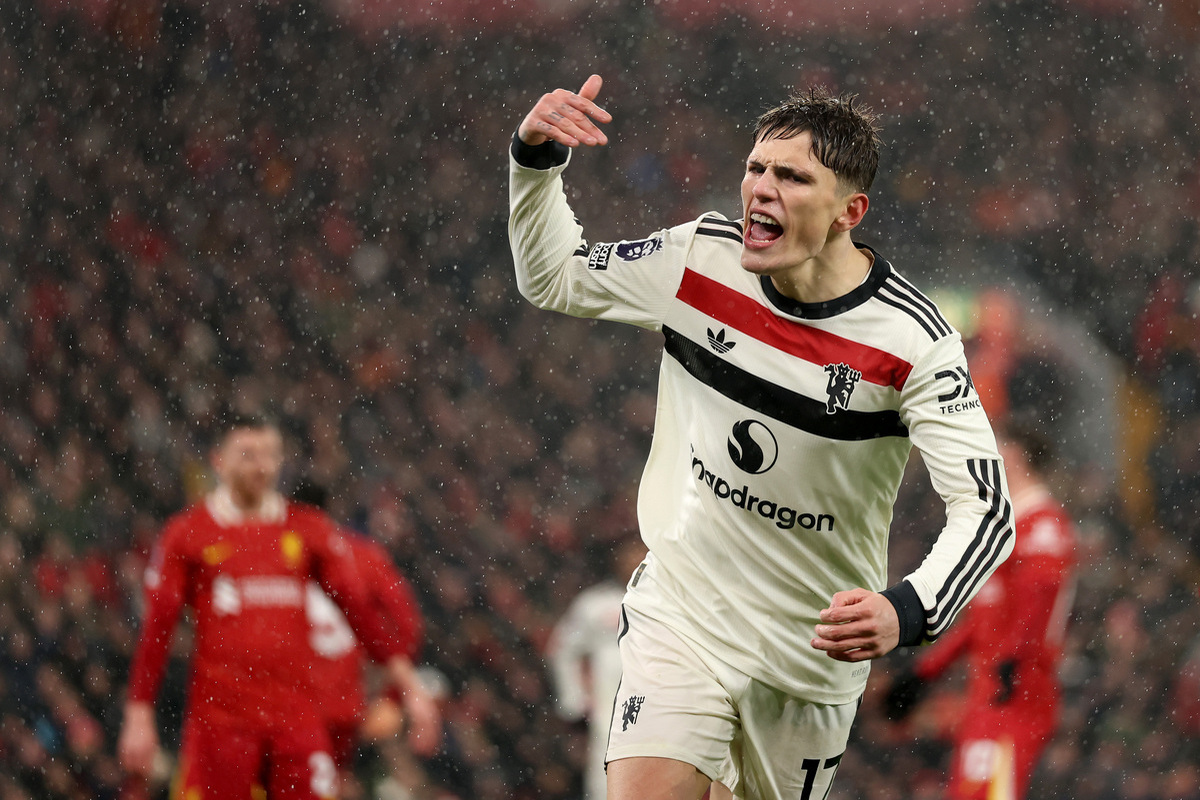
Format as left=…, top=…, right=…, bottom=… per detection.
left=771, top=242, right=872, bottom=304
left=1004, top=465, right=1043, bottom=506
left=218, top=483, right=281, bottom=518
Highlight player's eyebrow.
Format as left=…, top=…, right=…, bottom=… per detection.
left=746, top=155, right=814, bottom=182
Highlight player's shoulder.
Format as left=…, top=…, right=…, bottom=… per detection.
left=157, top=501, right=213, bottom=539
left=663, top=212, right=745, bottom=285
left=286, top=499, right=331, bottom=524
left=284, top=501, right=343, bottom=546
left=582, top=212, right=726, bottom=275
left=695, top=212, right=744, bottom=244
left=338, top=528, right=392, bottom=566
left=146, top=502, right=223, bottom=565
left=867, top=256, right=958, bottom=346
left=1015, top=488, right=1076, bottom=557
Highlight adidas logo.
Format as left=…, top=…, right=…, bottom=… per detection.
left=707, top=328, right=736, bottom=354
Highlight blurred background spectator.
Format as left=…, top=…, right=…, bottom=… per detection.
left=0, top=0, right=1196, bottom=797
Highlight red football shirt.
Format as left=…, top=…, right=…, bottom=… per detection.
left=127, top=489, right=401, bottom=729
left=915, top=484, right=1076, bottom=712
left=307, top=532, right=424, bottom=727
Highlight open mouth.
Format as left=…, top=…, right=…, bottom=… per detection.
left=747, top=212, right=783, bottom=243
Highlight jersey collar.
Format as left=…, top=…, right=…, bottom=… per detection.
left=759, top=243, right=892, bottom=319
left=206, top=485, right=287, bottom=527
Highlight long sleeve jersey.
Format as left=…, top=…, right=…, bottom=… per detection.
left=509, top=138, right=1015, bottom=704
left=914, top=484, right=1076, bottom=711
left=127, top=488, right=403, bottom=728
left=307, top=531, right=425, bottom=726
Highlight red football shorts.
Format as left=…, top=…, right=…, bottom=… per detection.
left=947, top=705, right=1057, bottom=800
left=172, top=715, right=337, bottom=800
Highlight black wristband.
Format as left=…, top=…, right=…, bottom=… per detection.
left=510, top=130, right=570, bottom=170
left=881, top=580, right=926, bottom=647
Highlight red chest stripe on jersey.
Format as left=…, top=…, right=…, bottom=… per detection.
left=663, top=328, right=908, bottom=440
left=677, top=268, right=913, bottom=390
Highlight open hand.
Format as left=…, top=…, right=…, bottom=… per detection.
left=117, top=702, right=160, bottom=777
left=517, top=74, right=612, bottom=148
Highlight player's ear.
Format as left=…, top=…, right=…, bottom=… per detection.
left=209, top=443, right=227, bottom=478
left=833, top=192, right=869, bottom=232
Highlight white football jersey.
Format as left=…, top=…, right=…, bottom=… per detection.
left=510, top=145, right=1014, bottom=704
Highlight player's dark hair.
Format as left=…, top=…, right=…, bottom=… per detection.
left=221, top=411, right=276, bottom=433
left=210, top=411, right=280, bottom=451
left=290, top=476, right=329, bottom=510
left=201, top=410, right=280, bottom=454
left=1001, top=414, right=1056, bottom=474
left=753, top=87, right=882, bottom=194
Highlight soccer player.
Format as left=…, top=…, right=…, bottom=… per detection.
left=508, top=75, right=1014, bottom=800
left=293, top=478, right=430, bottom=779
left=891, top=420, right=1076, bottom=800
left=305, top=527, right=427, bottom=775
left=117, top=415, right=440, bottom=800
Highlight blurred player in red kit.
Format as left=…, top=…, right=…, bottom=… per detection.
left=117, top=414, right=440, bottom=800
left=297, top=479, right=428, bottom=778
left=307, top=532, right=427, bottom=770
left=888, top=419, right=1076, bottom=800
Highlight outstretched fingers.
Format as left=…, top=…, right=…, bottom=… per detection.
left=518, top=74, right=612, bottom=148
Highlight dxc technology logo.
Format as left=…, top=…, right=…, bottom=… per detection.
left=935, top=366, right=980, bottom=414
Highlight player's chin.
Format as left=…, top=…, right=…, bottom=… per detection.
left=739, top=248, right=776, bottom=275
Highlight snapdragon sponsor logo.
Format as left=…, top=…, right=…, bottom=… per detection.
left=727, top=419, right=777, bottom=474
left=691, top=449, right=834, bottom=531
left=692, top=420, right=835, bottom=533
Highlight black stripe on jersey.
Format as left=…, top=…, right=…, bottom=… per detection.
left=616, top=605, right=630, bottom=643
left=572, top=217, right=588, bottom=257
left=926, top=458, right=1014, bottom=639
left=697, top=216, right=744, bottom=244
left=875, top=292, right=938, bottom=340
left=877, top=275, right=953, bottom=341
left=887, top=271, right=952, bottom=333
left=663, top=327, right=909, bottom=441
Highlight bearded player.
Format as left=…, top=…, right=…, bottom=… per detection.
left=118, top=414, right=440, bottom=799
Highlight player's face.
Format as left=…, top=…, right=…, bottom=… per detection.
left=213, top=426, right=284, bottom=508
left=740, top=131, right=865, bottom=277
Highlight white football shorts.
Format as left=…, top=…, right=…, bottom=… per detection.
left=606, top=605, right=859, bottom=800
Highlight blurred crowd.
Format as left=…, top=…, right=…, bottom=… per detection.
left=0, top=0, right=1197, bottom=798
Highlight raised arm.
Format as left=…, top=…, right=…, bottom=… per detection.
left=509, top=74, right=693, bottom=329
